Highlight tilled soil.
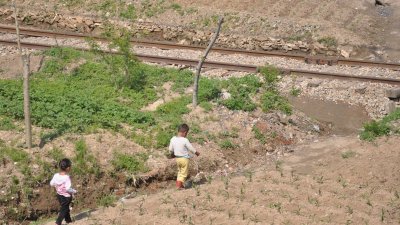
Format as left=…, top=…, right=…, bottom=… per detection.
left=61, top=136, right=400, bottom=225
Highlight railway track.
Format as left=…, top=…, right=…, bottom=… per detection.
left=1, top=24, right=400, bottom=71
left=1, top=39, right=400, bottom=85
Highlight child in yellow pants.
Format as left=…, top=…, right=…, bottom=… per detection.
left=169, top=124, right=200, bottom=189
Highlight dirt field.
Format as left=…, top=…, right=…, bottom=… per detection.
left=43, top=135, right=400, bottom=225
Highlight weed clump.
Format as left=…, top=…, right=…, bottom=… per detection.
left=220, top=75, right=260, bottom=111
left=318, top=36, right=338, bottom=47
left=97, top=194, right=116, bottom=207
left=0, top=117, right=15, bottom=131
left=259, top=66, right=292, bottom=115
left=261, top=91, right=292, bottom=115
left=112, top=152, right=148, bottom=174
left=360, top=108, right=400, bottom=141
left=341, top=150, right=356, bottom=159
left=219, top=140, right=237, bottom=149
left=73, top=139, right=101, bottom=177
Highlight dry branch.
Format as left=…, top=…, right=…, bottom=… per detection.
left=192, top=17, right=224, bottom=107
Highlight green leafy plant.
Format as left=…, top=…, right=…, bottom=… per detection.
left=73, top=139, right=101, bottom=176
left=318, top=36, right=338, bottom=47
left=360, top=108, right=400, bottom=141
left=219, top=140, right=237, bottom=149
left=252, top=126, right=266, bottom=144
left=97, top=194, right=116, bottom=207
left=0, top=117, right=15, bottom=131
left=261, top=91, right=292, bottom=115
left=199, top=102, right=213, bottom=112
left=220, top=75, right=260, bottom=111
left=290, top=87, right=301, bottom=97
left=120, top=5, right=137, bottom=20
left=112, top=152, right=149, bottom=174
left=341, top=150, right=356, bottom=159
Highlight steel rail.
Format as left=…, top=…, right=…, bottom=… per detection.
left=1, top=24, right=400, bottom=70
left=0, top=39, right=399, bottom=85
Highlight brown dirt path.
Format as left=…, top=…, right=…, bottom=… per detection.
left=47, top=135, right=400, bottom=225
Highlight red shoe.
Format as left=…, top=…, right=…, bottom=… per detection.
left=176, top=181, right=184, bottom=189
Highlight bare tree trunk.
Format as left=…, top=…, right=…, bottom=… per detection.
left=192, top=17, right=224, bottom=108
left=22, top=54, right=32, bottom=148
left=13, top=0, right=32, bottom=149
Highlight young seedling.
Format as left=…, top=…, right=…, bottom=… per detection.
left=308, top=196, right=319, bottom=207
left=251, top=198, right=257, bottom=206
left=206, top=193, right=213, bottom=202
left=394, top=190, right=399, bottom=199
left=244, top=170, right=253, bottom=182
left=366, top=198, right=372, bottom=207
left=250, top=214, right=260, bottom=223
left=228, top=210, right=233, bottom=219
left=224, top=177, right=230, bottom=190
left=188, top=216, right=194, bottom=225
left=194, top=184, right=201, bottom=196
left=275, top=160, right=284, bottom=177
left=337, top=175, right=348, bottom=188
left=294, top=206, right=301, bottom=216
left=269, top=202, right=282, bottom=213
left=315, top=175, right=324, bottom=184
left=206, top=175, right=213, bottom=184
left=138, top=197, right=146, bottom=216
left=341, top=150, right=356, bottom=159
left=346, top=206, right=353, bottom=215
left=290, top=170, right=300, bottom=183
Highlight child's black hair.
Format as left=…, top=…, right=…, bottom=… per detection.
left=59, top=158, right=72, bottom=171
left=178, top=123, right=190, bottom=133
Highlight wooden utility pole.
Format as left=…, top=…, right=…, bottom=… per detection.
left=12, top=1, right=32, bottom=149
left=192, top=17, right=224, bottom=108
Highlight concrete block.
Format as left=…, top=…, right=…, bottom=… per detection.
left=354, top=86, right=367, bottom=94
left=385, top=88, right=400, bottom=99
left=385, top=101, right=396, bottom=114
left=307, top=80, right=322, bottom=88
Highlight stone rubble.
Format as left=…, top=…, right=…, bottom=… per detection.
left=0, top=8, right=339, bottom=56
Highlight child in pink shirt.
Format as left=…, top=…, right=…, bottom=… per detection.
left=50, top=158, right=77, bottom=225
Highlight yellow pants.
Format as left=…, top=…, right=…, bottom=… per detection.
left=176, top=158, right=189, bottom=182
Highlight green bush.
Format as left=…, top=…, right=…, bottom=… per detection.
left=155, top=129, right=173, bottom=148
left=360, top=108, right=400, bottom=141
left=97, top=194, right=116, bottom=207
left=198, top=78, right=221, bottom=102
left=112, top=152, right=148, bottom=174
left=360, top=121, right=391, bottom=141
left=259, top=66, right=280, bottom=84
left=0, top=117, right=15, bottom=131
left=252, top=126, right=266, bottom=144
left=318, top=37, right=337, bottom=47
left=156, top=96, right=191, bottom=119
left=219, top=140, right=237, bottom=149
left=341, top=150, right=356, bottom=159
left=220, top=75, right=260, bottom=111
left=290, top=88, right=301, bottom=97
left=199, top=102, right=213, bottom=112
left=73, top=139, right=101, bottom=176
left=0, top=146, right=29, bottom=164
left=48, top=147, right=65, bottom=162
left=261, top=91, right=292, bottom=115
left=120, top=5, right=137, bottom=20
left=221, top=96, right=257, bottom=111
